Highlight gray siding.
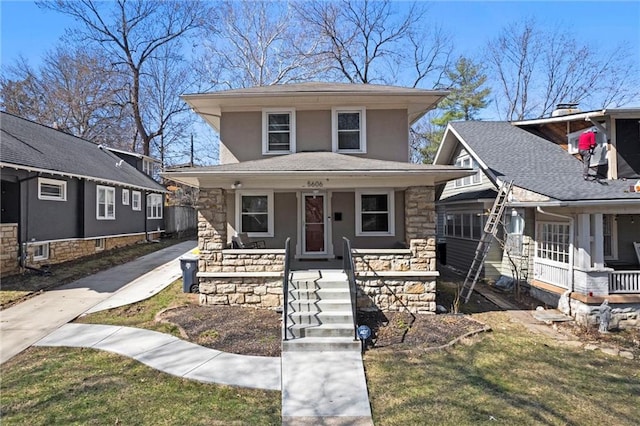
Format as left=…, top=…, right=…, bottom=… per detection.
left=25, top=175, right=79, bottom=241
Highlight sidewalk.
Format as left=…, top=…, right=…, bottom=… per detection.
left=0, top=240, right=196, bottom=364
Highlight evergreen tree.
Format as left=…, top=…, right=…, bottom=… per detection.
left=418, top=56, right=490, bottom=163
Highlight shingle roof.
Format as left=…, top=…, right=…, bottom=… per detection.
left=447, top=121, right=640, bottom=201
left=167, top=151, right=461, bottom=173
left=0, top=112, right=165, bottom=192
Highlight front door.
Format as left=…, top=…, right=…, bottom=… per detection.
left=302, top=193, right=327, bottom=255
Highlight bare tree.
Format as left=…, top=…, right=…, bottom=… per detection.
left=1, top=48, right=133, bottom=149
left=198, top=1, right=322, bottom=89
left=39, top=0, right=205, bottom=155
left=487, top=18, right=640, bottom=120
left=294, top=0, right=452, bottom=87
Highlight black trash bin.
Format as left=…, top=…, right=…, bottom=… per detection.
left=180, top=255, right=199, bottom=293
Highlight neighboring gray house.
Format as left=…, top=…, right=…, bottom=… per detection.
left=0, top=112, right=166, bottom=277
left=163, top=82, right=472, bottom=314
left=434, top=109, right=640, bottom=327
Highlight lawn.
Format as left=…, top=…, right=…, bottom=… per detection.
left=365, top=311, right=640, bottom=425
left=2, top=263, right=639, bottom=425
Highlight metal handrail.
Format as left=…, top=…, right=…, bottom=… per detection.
left=282, top=237, right=291, bottom=341
left=342, top=237, right=359, bottom=341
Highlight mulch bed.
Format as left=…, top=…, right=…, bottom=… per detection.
left=158, top=305, right=489, bottom=357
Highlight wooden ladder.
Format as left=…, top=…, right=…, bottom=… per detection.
left=460, top=180, right=513, bottom=303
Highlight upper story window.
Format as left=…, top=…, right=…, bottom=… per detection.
left=38, top=178, right=67, bottom=201
left=262, top=108, right=296, bottom=154
left=454, top=155, right=481, bottom=187
left=132, top=191, right=141, bottom=211
left=235, top=190, right=274, bottom=237
left=332, top=107, right=366, bottom=153
left=143, top=159, right=155, bottom=176
left=356, top=189, right=394, bottom=236
left=97, top=185, right=115, bottom=220
left=147, top=193, right=163, bottom=219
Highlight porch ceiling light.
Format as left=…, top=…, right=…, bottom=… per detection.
left=231, top=181, right=242, bottom=189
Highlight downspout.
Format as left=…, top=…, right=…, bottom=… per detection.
left=536, top=206, right=574, bottom=313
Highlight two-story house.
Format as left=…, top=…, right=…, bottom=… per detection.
left=163, top=82, right=472, bottom=316
left=0, top=112, right=166, bottom=277
left=433, top=108, right=640, bottom=328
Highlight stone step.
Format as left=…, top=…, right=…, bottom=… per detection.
left=287, top=311, right=354, bottom=325
left=287, top=323, right=355, bottom=339
left=282, top=336, right=361, bottom=352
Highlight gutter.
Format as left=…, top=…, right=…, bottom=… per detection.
left=536, top=206, right=575, bottom=313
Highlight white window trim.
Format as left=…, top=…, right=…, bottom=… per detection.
left=235, top=190, right=274, bottom=238
left=32, top=243, right=49, bottom=261
left=454, top=155, right=481, bottom=187
left=146, top=193, right=163, bottom=219
left=132, top=191, right=141, bottom=211
left=332, top=107, right=367, bottom=153
left=122, top=189, right=130, bottom=205
left=262, top=108, right=296, bottom=155
left=355, top=189, right=395, bottom=236
left=38, top=178, right=67, bottom=201
left=96, top=185, right=116, bottom=220
left=603, top=214, right=618, bottom=260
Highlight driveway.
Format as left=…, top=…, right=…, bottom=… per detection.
left=0, top=240, right=196, bottom=364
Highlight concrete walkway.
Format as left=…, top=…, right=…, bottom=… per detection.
left=0, top=240, right=196, bottom=364
left=35, top=323, right=281, bottom=390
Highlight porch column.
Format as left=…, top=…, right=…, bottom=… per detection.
left=592, top=213, right=605, bottom=269
left=197, top=187, right=227, bottom=272
left=576, top=213, right=591, bottom=269
left=405, top=186, right=436, bottom=271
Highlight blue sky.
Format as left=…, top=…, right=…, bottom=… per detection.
left=2, top=1, right=638, bottom=69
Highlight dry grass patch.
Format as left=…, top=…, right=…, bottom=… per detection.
left=366, top=311, right=640, bottom=425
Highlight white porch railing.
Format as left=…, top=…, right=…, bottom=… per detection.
left=609, top=271, right=640, bottom=294
left=533, top=259, right=570, bottom=290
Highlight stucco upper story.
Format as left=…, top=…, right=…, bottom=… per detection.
left=181, top=82, right=450, bottom=164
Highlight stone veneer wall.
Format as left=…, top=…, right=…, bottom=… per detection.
left=219, top=251, right=285, bottom=273
left=10, top=232, right=161, bottom=274
left=196, top=188, right=227, bottom=272
left=1, top=224, right=19, bottom=277
left=199, top=277, right=283, bottom=309
left=356, top=277, right=436, bottom=314
left=405, top=186, right=437, bottom=271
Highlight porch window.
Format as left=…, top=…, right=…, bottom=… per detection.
left=446, top=213, right=483, bottom=240
left=97, top=186, right=115, bottom=220
left=147, top=193, right=163, bottom=219
left=38, top=178, right=67, bottom=201
left=454, top=155, right=481, bottom=187
left=603, top=214, right=617, bottom=259
left=262, top=109, right=295, bottom=154
left=32, top=243, right=49, bottom=261
left=332, top=107, right=366, bottom=153
left=132, top=191, right=141, bottom=211
left=537, top=222, right=570, bottom=263
left=356, top=190, right=394, bottom=236
left=236, top=190, right=274, bottom=237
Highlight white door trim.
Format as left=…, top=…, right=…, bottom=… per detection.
left=298, top=191, right=334, bottom=258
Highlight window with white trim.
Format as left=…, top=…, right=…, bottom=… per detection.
left=603, top=214, right=617, bottom=259
left=32, top=243, right=49, bottom=261
left=132, top=191, right=141, bottom=211
left=143, top=159, right=155, bottom=176
left=122, top=189, right=130, bottom=205
left=332, top=107, right=366, bottom=153
left=95, top=238, right=105, bottom=251
left=147, top=193, right=163, bottom=219
left=262, top=109, right=295, bottom=154
left=356, top=190, right=394, bottom=236
left=454, top=155, right=481, bottom=187
left=38, top=178, right=67, bottom=201
left=537, top=222, right=570, bottom=263
left=236, top=190, right=274, bottom=237
left=97, top=186, right=115, bottom=220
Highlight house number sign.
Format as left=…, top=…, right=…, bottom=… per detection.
left=306, top=181, right=323, bottom=188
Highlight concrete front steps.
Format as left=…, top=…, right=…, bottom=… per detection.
left=283, top=270, right=361, bottom=352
